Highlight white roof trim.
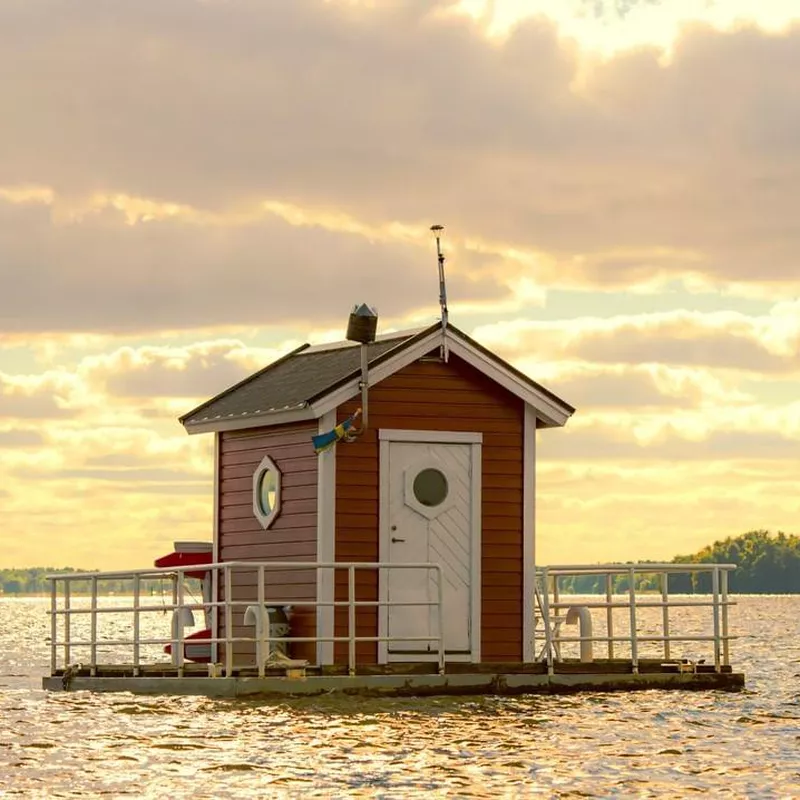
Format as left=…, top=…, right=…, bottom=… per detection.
left=184, top=326, right=572, bottom=435
left=311, top=332, right=441, bottom=417
left=313, top=327, right=572, bottom=427
left=183, top=406, right=315, bottom=435
left=445, top=336, right=571, bottom=428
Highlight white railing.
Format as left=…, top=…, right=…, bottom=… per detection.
left=534, top=563, right=736, bottom=675
left=47, top=561, right=445, bottom=678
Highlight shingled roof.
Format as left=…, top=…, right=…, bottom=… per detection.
left=179, top=328, right=432, bottom=428
left=180, top=323, right=575, bottom=432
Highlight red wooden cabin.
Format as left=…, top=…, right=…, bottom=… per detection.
left=180, top=322, right=574, bottom=667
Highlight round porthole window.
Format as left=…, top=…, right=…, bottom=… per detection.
left=413, top=468, right=449, bottom=508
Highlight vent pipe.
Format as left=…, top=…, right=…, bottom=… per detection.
left=345, top=303, right=378, bottom=436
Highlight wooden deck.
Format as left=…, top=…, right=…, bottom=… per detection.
left=45, top=659, right=744, bottom=698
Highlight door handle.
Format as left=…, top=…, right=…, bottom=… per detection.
left=391, top=537, right=406, bottom=543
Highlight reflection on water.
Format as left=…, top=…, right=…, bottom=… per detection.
left=1, top=596, right=799, bottom=798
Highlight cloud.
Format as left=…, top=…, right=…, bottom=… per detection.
left=91, top=343, right=255, bottom=399
left=0, top=374, right=75, bottom=419
left=549, top=365, right=752, bottom=410
left=0, top=430, right=45, bottom=447
left=534, top=456, right=800, bottom=562
left=568, top=321, right=793, bottom=372
left=474, top=307, right=800, bottom=375
left=2, top=1, right=800, bottom=568
left=0, top=198, right=500, bottom=334
left=0, top=0, right=798, bottom=337
left=540, top=421, right=800, bottom=461
left=22, top=466, right=206, bottom=483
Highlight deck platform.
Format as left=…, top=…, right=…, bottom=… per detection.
left=44, top=660, right=745, bottom=698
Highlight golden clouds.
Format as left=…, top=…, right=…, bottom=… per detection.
left=2, top=1, right=800, bottom=566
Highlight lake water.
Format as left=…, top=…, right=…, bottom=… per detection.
left=0, top=595, right=798, bottom=798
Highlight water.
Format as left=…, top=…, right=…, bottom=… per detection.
left=1, top=596, right=798, bottom=798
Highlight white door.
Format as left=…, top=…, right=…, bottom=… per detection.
left=381, top=437, right=479, bottom=660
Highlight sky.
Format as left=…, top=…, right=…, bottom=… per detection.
left=2, top=0, right=799, bottom=569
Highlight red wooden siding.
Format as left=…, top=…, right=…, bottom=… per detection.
left=334, top=354, right=525, bottom=664
left=218, top=423, right=318, bottom=663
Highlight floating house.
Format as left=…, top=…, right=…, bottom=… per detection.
left=43, top=243, right=744, bottom=697
left=178, top=315, right=574, bottom=669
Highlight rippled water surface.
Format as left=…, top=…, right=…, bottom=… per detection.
left=1, top=596, right=798, bottom=798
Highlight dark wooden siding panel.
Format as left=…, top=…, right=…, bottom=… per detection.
left=334, top=355, right=524, bottom=664
left=218, top=423, right=319, bottom=663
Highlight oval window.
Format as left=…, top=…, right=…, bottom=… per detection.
left=257, top=468, right=277, bottom=515
left=413, top=468, right=449, bottom=507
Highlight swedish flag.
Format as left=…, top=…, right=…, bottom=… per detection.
left=312, top=409, right=362, bottom=454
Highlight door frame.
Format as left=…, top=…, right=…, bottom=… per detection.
left=377, top=429, right=482, bottom=665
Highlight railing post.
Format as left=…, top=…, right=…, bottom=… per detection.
left=721, top=568, right=730, bottom=667
left=90, top=576, right=98, bottom=676
left=628, top=567, right=638, bottom=673
left=348, top=565, right=356, bottom=677
left=540, top=569, right=554, bottom=675
left=225, top=566, right=233, bottom=678
left=171, top=573, right=179, bottom=669
left=257, top=565, right=266, bottom=678
left=661, top=572, right=670, bottom=661
left=176, top=574, right=185, bottom=677
left=605, top=573, right=614, bottom=660
left=63, top=580, right=72, bottom=667
left=133, top=574, right=141, bottom=677
left=552, top=573, right=561, bottom=657
left=211, top=566, right=219, bottom=666
left=435, top=566, right=445, bottom=675
left=49, top=579, right=57, bottom=675
left=711, top=567, right=721, bottom=672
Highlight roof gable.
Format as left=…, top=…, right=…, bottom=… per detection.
left=180, top=324, right=575, bottom=433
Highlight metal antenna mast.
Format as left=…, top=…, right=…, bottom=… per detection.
left=430, top=224, right=449, bottom=361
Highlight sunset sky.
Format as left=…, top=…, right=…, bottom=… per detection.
left=2, top=0, right=799, bottom=569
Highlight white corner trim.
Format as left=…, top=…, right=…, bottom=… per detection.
left=212, top=432, right=220, bottom=562
left=211, top=432, right=220, bottom=664
left=445, top=336, right=571, bottom=428
left=316, top=410, right=337, bottom=666
left=522, top=406, right=537, bottom=663
left=470, top=441, right=482, bottom=664
left=379, top=429, right=483, bottom=444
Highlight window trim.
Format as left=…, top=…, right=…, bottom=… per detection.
left=253, top=455, right=282, bottom=529
left=403, top=459, right=456, bottom=520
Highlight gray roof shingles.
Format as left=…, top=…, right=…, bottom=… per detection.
left=180, top=333, right=418, bottom=426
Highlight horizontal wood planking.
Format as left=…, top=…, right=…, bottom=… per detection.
left=334, top=355, right=525, bottom=664
left=222, top=498, right=317, bottom=518
left=221, top=483, right=317, bottom=507
left=221, top=541, right=317, bottom=561
left=218, top=423, right=319, bottom=665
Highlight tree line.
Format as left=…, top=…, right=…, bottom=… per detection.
left=555, top=530, right=800, bottom=594
left=1, top=530, right=798, bottom=595
left=0, top=567, right=178, bottom=596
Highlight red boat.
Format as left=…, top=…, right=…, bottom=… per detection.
left=156, top=542, right=213, bottom=664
